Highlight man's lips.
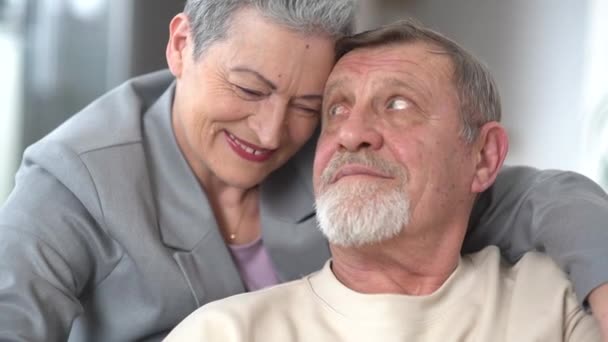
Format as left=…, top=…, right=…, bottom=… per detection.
left=331, top=164, right=392, bottom=184
left=225, top=130, right=276, bottom=162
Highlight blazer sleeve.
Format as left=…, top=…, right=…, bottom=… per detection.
left=0, top=141, right=121, bottom=341
left=465, top=165, right=608, bottom=304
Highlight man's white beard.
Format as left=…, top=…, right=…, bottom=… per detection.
left=315, top=153, right=410, bottom=248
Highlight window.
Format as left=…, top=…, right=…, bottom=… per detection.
left=0, top=0, right=24, bottom=203
left=582, top=0, right=608, bottom=190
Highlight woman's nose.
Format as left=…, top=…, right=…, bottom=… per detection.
left=249, top=101, right=287, bottom=150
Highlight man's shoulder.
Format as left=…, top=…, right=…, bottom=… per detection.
left=468, top=247, right=586, bottom=317
left=468, top=246, right=570, bottom=288
left=509, top=250, right=570, bottom=285
left=464, top=247, right=599, bottom=340
left=165, top=277, right=315, bottom=341
left=465, top=246, right=581, bottom=311
left=205, top=277, right=311, bottom=315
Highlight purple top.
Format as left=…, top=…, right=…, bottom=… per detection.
left=228, top=236, right=280, bottom=291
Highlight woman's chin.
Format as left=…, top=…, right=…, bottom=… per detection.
left=219, top=172, right=268, bottom=190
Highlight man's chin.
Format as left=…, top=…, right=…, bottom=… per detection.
left=315, top=184, right=410, bottom=248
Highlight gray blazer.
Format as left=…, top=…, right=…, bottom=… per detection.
left=1, top=70, right=607, bottom=342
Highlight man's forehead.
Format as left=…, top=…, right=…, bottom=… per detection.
left=331, top=42, right=450, bottom=78
left=326, top=42, right=451, bottom=93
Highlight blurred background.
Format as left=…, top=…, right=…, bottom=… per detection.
left=1, top=0, right=607, bottom=205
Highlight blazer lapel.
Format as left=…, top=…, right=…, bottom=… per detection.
left=143, top=84, right=245, bottom=305
left=260, top=132, right=331, bottom=282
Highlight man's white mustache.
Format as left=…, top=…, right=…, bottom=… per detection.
left=319, top=151, right=407, bottom=192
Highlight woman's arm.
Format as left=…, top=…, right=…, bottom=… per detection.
left=464, top=165, right=608, bottom=332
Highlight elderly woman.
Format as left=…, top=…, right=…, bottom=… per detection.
left=0, top=0, right=607, bottom=341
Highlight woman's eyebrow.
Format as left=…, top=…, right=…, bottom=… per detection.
left=231, top=67, right=277, bottom=90
left=231, top=67, right=322, bottom=100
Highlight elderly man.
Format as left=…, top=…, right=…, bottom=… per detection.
left=165, top=20, right=601, bottom=341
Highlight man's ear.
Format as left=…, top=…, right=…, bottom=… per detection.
left=166, top=13, right=191, bottom=78
left=471, top=122, right=509, bottom=193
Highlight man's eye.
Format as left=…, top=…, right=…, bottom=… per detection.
left=387, top=98, right=410, bottom=111
left=234, top=85, right=264, bottom=97
left=328, top=104, right=347, bottom=117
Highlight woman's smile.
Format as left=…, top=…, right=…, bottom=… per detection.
left=225, top=130, right=276, bottom=162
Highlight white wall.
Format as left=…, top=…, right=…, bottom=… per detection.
left=581, top=0, right=608, bottom=189
left=356, top=0, right=593, bottom=176
left=0, top=28, right=22, bottom=204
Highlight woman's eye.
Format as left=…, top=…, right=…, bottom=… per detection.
left=328, top=104, right=347, bottom=117
left=387, top=98, right=410, bottom=111
left=296, top=106, right=320, bottom=116
left=235, top=85, right=264, bottom=97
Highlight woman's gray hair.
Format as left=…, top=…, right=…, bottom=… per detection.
left=184, top=0, right=356, bottom=59
left=336, top=19, right=501, bottom=143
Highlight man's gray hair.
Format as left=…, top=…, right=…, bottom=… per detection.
left=336, top=19, right=501, bottom=142
left=184, top=0, right=356, bottom=59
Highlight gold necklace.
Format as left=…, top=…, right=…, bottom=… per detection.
left=228, top=192, right=256, bottom=242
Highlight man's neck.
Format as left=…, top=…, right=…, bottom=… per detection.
left=329, top=229, right=465, bottom=296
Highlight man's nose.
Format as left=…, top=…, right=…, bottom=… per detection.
left=337, top=107, right=383, bottom=152
left=249, top=101, right=287, bottom=150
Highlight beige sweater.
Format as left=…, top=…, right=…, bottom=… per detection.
left=165, top=246, right=600, bottom=341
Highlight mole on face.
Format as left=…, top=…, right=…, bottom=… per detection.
left=306, top=44, right=310, bottom=49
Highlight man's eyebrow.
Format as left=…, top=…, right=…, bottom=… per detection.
left=324, top=75, right=432, bottom=105
left=383, top=77, right=417, bottom=92
left=380, top=76, right=432, bottom=101
left=231, top=67, right=277, bottom=90
left=324, top=78, right=350, bottom=99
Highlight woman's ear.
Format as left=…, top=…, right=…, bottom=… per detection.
left=166, top=13, right=191, bottom=78
left=471, top=122, right=509, bottom=193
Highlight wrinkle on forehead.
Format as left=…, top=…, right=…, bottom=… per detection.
left=335, top=54, right=422, bottom=76
left=325, top=71, right=433, bottom=103
left=327, top=43, right=454, bottom=99
left=334, top=43, right=453, bottom=79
